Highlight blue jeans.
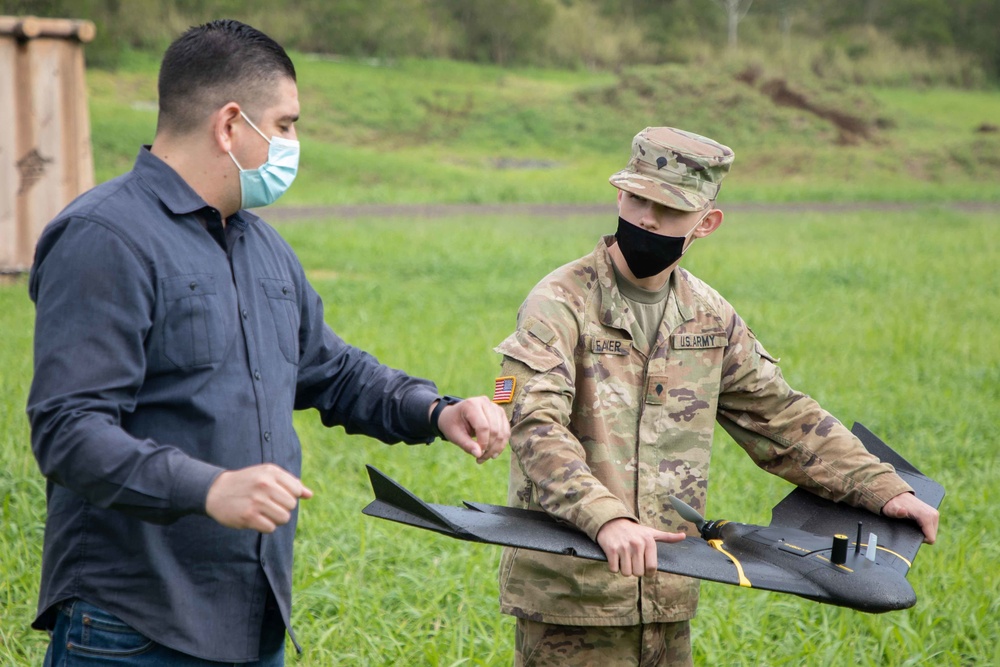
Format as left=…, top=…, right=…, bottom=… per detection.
left=44, top=599, right=285, bottom=666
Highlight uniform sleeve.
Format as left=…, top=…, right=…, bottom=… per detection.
left=27, top=219, right=224, bottom=524
left=497, top=311, right=636, bottom=541
left=292, top=278, right=439, bottom=444
left=715, top=309, right=912, bottom=513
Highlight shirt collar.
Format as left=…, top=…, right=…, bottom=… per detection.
left=594, top=235, right=636, bottom=333
left=132, top=146, right=212, bottom=216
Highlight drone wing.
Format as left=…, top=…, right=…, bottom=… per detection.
left=766, top=422, right=946, bottom=577
left=362, top=465, right=734, bottom=575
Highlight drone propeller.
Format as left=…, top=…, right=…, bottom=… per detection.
left=669, top=495, right=707, bottom=531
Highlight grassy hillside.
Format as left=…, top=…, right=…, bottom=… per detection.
left=88, top=52, right=1000, bottom=206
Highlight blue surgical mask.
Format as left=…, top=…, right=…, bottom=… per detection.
left=228, top=111, right=299, bottom=209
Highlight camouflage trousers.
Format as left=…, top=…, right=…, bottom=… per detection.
left=514, top=618, right=692, bottom=667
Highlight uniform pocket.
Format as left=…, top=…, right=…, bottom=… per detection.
left=494, top=327, right=563, bottom=374
left=65, top=600, right=155, bottom=658
left=261, top=278, right=299, bottom=365
left=160, top=273, right=224, bottom=369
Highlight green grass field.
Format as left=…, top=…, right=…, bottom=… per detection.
left=1, top=208, right=997, bottom=665
left=3, top=41, right=999, bottom=666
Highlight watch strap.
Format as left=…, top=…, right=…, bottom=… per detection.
left=430, top=395, right=463, bottom=440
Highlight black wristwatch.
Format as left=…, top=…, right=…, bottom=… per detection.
left=430, top=395, right=463, bottom=440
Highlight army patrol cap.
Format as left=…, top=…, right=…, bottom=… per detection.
left=609, top=127, right=735, bottom=212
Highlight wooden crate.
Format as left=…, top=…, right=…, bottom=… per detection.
left=0, top=16, right=95, bottom=272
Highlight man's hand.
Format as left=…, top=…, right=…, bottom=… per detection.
left=434, top=396, right=510, bottom=464
left=596, top=518, right=686, bottom=577
left=882, top=492, right=939, bottom=544
left=205, top=464, right=313, bottom=533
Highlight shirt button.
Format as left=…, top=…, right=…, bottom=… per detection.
left=282, top=286, right=289, bottom=295
left=254, top=370, right=261, bottom=380
left=241, top=309, right=249, bottom=319
left=263, top=431, right=271, bottom=441
left=188, top=281, right=197, bottom=290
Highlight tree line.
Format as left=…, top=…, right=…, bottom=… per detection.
left=4, top=0, right=998, bottom=83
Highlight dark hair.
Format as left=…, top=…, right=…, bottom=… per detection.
left=157, top=19, right=296, bottom=135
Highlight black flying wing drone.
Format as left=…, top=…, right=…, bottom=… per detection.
left=363, top=423, right=944, bottom=613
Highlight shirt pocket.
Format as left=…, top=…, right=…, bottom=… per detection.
left=495, top=327, right=563, bottom=374
left=260, top=278, right=299, bottom=365
left=160, top=274, right=224, bottom=369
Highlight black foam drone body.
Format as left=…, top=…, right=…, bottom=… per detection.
left=362, top=423, right=944, bottom=613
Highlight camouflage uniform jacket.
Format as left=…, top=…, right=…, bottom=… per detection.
left=494, top=236, right=913, bottom=626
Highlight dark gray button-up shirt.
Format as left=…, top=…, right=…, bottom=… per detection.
left=27, top=148, right=440, bottom=662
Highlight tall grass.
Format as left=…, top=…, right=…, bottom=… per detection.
left=1, top=207, right=997, bottom=665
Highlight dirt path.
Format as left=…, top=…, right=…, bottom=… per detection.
left=266, top=201, right=1000, bottom=222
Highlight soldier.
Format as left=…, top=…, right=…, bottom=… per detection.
left=492, top=127, right=939, bottom=666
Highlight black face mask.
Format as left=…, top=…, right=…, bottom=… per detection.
left=614, top=216, right=693, bottom=279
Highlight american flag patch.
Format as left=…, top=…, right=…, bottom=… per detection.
left=492, top=376, right=516, bottom=404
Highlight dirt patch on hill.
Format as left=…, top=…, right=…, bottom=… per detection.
left=760, top=78, right=873, bottom=145
left=736, top=67, right=876, bottom=145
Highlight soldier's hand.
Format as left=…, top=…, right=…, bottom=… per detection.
left=205, top=464, right=313, bottom=533
left=435, top=396, right=510, bottom=464
left=882, top=492, right=939, bottom=544
left=596, top=518, right=685, bottom=577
